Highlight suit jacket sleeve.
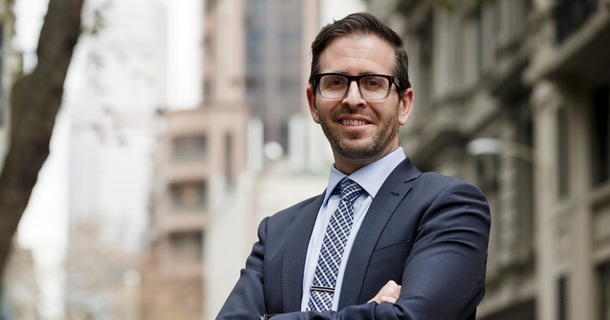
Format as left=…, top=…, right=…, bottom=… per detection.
left=273, top=181, right=491, bottom=320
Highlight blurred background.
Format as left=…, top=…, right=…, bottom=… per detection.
left=0, top=0, right=609, bottom=319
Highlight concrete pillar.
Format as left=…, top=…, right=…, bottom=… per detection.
left=567, top=88, right=594, bottom=320
left=532, top=80, right=561, bottom=320
left=498, top=122, right=519, bottom=266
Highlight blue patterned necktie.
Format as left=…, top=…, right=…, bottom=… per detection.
left=307, top=179, right=364, bottom=312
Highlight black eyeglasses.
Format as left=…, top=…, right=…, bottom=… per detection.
left=314, top=73, right=401, bottom=100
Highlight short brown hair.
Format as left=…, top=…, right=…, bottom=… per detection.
left=309, top=12, right=411, bottom=98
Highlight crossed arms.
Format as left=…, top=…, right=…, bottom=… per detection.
left=217, top=179, right=491, bottom=320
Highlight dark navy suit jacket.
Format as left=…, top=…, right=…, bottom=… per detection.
left=217, top=158, right=491, bottom=320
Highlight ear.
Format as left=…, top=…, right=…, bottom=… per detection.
left=398, top=88, right=414, bottom=126
left=307, top=86, right=321, bottom=124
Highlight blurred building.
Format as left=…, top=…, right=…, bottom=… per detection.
left=245, top=0, right=307, bottom=149
left=140, top=1, right=336, bottom=319
left=244, top=0, right=333, bottom=173
left=370, top=0, right=610, bottom=319
left=141, top=1, right=249, bottom=319
left=63, top=0, right=166, bottom=319
left=141, top=106, right=248, bottom=320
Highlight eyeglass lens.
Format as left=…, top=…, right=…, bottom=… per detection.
left=318, top=75, right=391, bottom=100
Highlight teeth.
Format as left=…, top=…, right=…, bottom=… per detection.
left=341, top=120, right=367, bottom=126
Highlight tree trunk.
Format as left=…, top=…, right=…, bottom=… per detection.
left=0, top=0, right=84, bottom=290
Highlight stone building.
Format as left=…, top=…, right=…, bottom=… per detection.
left=369, top=0, right=610, bottom=319
left=140, top=105, right=248, bottom=320
left=140, top=0, right=249, bottom=319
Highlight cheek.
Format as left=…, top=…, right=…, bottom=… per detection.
left=318, top=101, right=337, bottom=121
left=369, top=102, right=396, bottom=121
left=310, top=96, right=323, bottom=123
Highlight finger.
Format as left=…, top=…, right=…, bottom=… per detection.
left=379, top=296, right=397, bottom=304
left=392, top=285, right=402, bottom=295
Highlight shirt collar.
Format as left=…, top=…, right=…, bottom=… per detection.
left=324, top=147, right=406, bottom=203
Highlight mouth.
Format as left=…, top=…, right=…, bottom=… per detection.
left=340, top=119, right=370, bottom=126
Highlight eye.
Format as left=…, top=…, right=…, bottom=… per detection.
left=326, top=76, right=347, bottom=87
left=361, top=76, right=385, bottom=89
left=360, top=76, right=388, bottom=91
left=365, top=79, right=381, bottom=87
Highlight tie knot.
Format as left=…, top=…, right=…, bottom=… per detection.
left=339, top=179, right=363, bottom=202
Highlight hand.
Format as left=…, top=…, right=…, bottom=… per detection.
left=367, top=280, right=401, bottom=304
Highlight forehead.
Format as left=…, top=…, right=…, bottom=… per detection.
left=318, top=34, right=395, bottom=75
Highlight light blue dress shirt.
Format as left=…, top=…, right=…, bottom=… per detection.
left=300, top=147, right=407, bottom=311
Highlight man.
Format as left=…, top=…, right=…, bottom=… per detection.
left=217, top=12, right=490, bottom=320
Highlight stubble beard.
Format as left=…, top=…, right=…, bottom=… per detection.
left=319, top=108, right=399, bottom=161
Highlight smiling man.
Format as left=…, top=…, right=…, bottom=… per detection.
left=216, top=12, right=491, bottom=320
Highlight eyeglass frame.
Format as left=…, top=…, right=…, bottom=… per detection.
left=314, top=73, right=402, bottom=101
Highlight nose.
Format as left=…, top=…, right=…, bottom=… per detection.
left=343, top=80, right=365, bottom=108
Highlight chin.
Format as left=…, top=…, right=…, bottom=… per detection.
left=334, top=140, right=381, bottom=160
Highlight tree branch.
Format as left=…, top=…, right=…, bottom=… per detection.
left=0, top=0, right=84, bottom=289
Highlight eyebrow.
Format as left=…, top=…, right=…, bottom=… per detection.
left=323, top=71, right=387, bottom=76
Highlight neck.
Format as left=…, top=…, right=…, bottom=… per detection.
left=333, top=145, right=399, bottom=175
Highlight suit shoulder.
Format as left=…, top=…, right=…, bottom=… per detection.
left=417, top=172, right=485, bottom=197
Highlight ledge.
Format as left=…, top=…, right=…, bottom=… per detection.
left=525, top=8, right=610, bottom=85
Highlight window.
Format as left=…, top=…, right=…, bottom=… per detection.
left=204, top=79, right=214, bottom=102
left=600, top=262, right=610, bottom=320
left=517, top=119, right=534, bottom=251
left=558, top=108, right=569, bottom=197
left=173, top=135, right=206, bottom=160
left=449, top=15, right=464, bottom=90
left=479, top=3, right=496, bottom=73
left=558, top=276, right=568, bottom=320
left=205, top=0, right=216, bottom=13
left=476, top=155, right=500, bottom=189
left=592, top=85, right=610, bottom=185
left=170, top=182, right=206, bottom=209
left=169, top=231, right=203, bottom=261
left=417, top=15, right=433, bottom=112
left=554, top=0, right=597, bottom=44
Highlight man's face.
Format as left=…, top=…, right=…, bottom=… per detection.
left=307, top=34, right=413, bottom=174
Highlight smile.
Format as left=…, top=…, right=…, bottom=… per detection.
left=340, top=119, right=369, bottom=126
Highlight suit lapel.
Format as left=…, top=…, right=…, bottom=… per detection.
left=338, top=158, right=421, bottom=309
left=282, top=192, right=325, bottom=312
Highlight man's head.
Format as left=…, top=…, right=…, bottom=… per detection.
left=306, top=12, right=414, bottom=175
left=308, top=12, right=411, bottom=99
